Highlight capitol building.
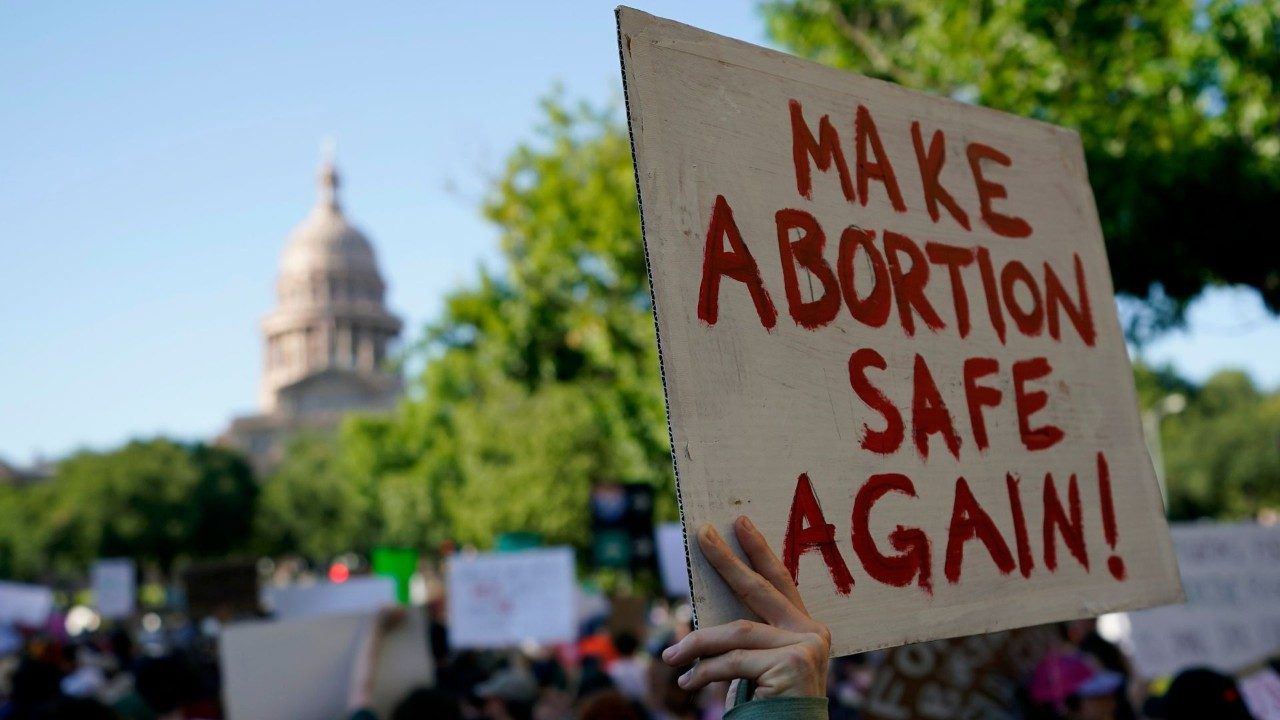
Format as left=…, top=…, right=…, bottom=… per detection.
left=220, top=154, right=403, bottom=472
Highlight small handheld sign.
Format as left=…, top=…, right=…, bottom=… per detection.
left=617, top=7, right=1182, bottom=656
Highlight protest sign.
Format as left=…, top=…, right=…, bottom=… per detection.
left=0, top=581, right=54, bottom=627
left=220, top=609, right=432, bottom=720
left=1118, top=522, right=1280, bottom=678
left=447, top=547, right=576, bottom=649
left=863, top=626, right=1056, bottom=720
left=263, top=576, right=397, bottom=620
left=91, top=558, right=136, bottom=620
left=372, top=547, right=418, bottom=604
left=656, top=522, right=691, bottom=599
left=617, top=8, right=1181, bottom=655
left=1241, top=668, right=1280, bottom=720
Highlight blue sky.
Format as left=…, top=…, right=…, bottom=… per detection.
left=2, top=1, right=1277, bottom=463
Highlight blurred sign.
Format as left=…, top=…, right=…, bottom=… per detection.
left=591, top=483, right=655, bottom=571
left=91, top=558, right=136, bottom=620
left=371, top=547, right=418, bottom=605
left=863, top=626, right=1056, bottom=720
left=1121, top=522, right=1280, bottom=678
left=656, top=522, right=691, bottom=599
left=220, top=609, right=432, bottom=720
left=447, top=547, right=576, bottom=649
left=1241, top=668, right=1280, bottom=720
left=617, top=8, right=1181, bottom=655
left=0, top=581, right=54, bottom=627
left=183, top=559, right=259, bottom=619
left=264, top=576, right=396, bottom=620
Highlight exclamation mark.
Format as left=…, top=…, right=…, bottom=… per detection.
left=1096, top=451, right=1126, bottom=580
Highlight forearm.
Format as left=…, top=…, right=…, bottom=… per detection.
left=347, top=627, right=384, bottom=710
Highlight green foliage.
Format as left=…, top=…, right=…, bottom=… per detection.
left=1133, top=363, right=1280, bottom=520
left=334, top=97, right=675, bottom=553
left=763, top=0, right=1280, bottom=338
left=0, top=439, right=257, bottom=578
left=254, top=433, right=372, bottom=560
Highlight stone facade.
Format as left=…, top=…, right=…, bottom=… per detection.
left=220, top=156, right=402, bottom=474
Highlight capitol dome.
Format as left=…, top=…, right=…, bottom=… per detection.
left=278, top=162, right=381, bottom=278
left=258, top=154, right=402, bottom=413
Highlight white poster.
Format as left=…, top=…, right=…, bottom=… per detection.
left=264, top=576, right=396, bottom=620
left=1241, top=668, right=1280, bottom=720
left=0, top=581, right=54, bottom=627
left=447, top=547, right=576, bottom=649
left=657, top=523, right=691, bottom=599
left=91, top=558, right=136, bottom=620
left=1121, top=522, right=1280, bottom=678
left=220, top=609, right=432, bottom=720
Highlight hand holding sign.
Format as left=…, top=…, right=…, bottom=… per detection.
left=663, top=516, right=830, bottom=699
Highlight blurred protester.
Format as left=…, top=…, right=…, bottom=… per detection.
left=346, top=605, right=462, bottom=720
left=1145, top=667, right=1256, bottom=720
left=576, top=688, right=645, bottom=720
left=608, top=633, right=648, bottom=703
left=475, top=666, right=538, bottom=720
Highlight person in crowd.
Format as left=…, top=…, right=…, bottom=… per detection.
left=607, top=633, right=648, bottom=703
left=346, top=605, right=464, bottom=720
left=576, top=688, right=645, bottom=720
left=474, top=665, right=539, bottom=720
left=1145, top=667, right=1256, bottom=720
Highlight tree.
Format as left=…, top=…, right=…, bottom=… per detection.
left=764, top=0, right=1280, bottom=338
left=335, top=97, right=676, bottom=552
left=1159, top=370, right=1280, bottom=519
left=8, top=439, right=258, bottom=577
left=255, top=434, right=373, bottom=560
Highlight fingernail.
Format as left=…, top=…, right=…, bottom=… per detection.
left=678, top=671, right=691, bottom=688
left=700, top=523, right=718, bottom=542
left=662, top=645, right=676, bottom=662
left=739, top=515, right=755, bottom=531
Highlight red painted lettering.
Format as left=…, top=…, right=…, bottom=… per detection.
left=836, top=227, right=892, bottom=327
left=782, top=473, right=854, bottom=594
left=945, top=477, right=1016, bottom=583
left=848, top=348, right=904, bottom=455
left=966, top=142, right=1032, bottom=238
left=1012, top=357, right=1064, bottom=451
left=854, top=105, right=907, bottom=212
left=1001, top=260, right=1044, bottom=336
left=911, top=122, right=971, bottom=230
left=925, top=241, right=976, bottom=338
left=1045, top=254, right=1096, bottom=346
left=776, top=209, right=841, bottom=329
left=697, top=195, right=778, bottom=329
left=963, top=357, right=1002, bottom=451
left=912, top=354, right=961, bottom=460
left=789, top=99, right=854, bottom=202
left=884, top=231, right=945, bottom=336
left=851, top=473, right=932, bottom=593
left=1043, top=472, right=1089, bottom=571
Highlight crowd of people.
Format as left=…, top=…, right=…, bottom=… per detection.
left=0, top=519, right=1270, bottom=719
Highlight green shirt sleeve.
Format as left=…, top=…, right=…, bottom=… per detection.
left=723, top=696, right=829, bottom=720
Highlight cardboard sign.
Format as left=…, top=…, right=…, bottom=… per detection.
left=657, top=522, right=692, bottom=599
left=1118, top=522, right=1280, bottom=678
left=0, top=581, right=54, bottom=627
left=91, top=558, right=136, bottom=620
left=447, top=547, right=576, bottom=649
left=263, top=576, right=397, bottom=620
left=220, top=609, right=433, bottom=720
left=863, top=626, right=1056, bottom=720
left=617, top=8, right=1181, bottom=655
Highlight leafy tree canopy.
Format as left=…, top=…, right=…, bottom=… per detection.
left=0, top=439, right=256, bottom=579
left=332, top=97, right=675, bottom=553
left=764, top=0, right=1280, bottom=339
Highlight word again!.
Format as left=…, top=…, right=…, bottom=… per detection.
left=780, top=451, right=1128, bottom=596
